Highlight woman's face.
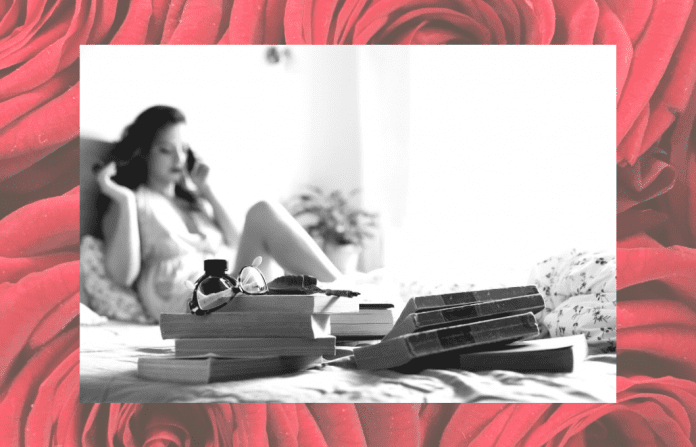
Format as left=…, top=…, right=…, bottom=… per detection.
left=147, top=122, right=190, bottom=187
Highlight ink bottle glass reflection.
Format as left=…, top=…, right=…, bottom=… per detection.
left=189, top=259, right=235, bottom=315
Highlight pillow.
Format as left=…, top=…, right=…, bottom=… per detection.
left=80, top=235, right=155, bottom=323
left=528, top=249, right=616, bottom=354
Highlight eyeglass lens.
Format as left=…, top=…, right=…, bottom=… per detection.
left=238, top=266, right=268, bottom=294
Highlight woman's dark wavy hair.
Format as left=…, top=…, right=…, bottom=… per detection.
left=95, top=106, right=199, bottom=237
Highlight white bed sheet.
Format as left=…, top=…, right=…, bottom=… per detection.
left=80, top=320, right=616, bottom=403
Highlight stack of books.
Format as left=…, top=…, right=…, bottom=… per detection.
left=137, top=293, right=359, bottom=383
left=354, top=285, right=588, bottom=372
left=330, top=303, right=395, bottom=340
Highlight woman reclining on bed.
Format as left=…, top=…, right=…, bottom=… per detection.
left=94, top=105, right=341, bottom=321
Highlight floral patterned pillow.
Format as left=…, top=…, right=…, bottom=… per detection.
left=529, top=249, right=616, bottom=354
left=80, top=235, right=155, bottom=323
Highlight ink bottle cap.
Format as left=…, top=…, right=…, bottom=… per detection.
left=204, top=259, right=228, bottom=275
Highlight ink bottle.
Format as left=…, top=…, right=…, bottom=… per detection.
left=188, top=259, right=235, bottom=315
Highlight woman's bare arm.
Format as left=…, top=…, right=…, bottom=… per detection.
left=96, top=162, right=142, bottom=287
left=199, top=185, right=239, bottom=247
left=102, top=195, right=141, bottom=288
left=188, top=157, right=239, bottom=247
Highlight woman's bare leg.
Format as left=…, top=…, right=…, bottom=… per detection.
left=233, top=200, right=342, bottom=282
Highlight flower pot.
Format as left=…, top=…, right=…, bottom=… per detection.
left=324, top=243, right=361, bottom=274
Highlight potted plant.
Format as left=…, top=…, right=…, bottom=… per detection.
left=285, top=186, right=379, bottom=273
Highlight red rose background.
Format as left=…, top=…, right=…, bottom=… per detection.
left=1, top=0, right=695, bottom=444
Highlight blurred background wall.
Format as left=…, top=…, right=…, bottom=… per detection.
left=81, top=46, right=614, bottom=283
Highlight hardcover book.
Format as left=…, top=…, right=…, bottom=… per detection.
left=394, top=285, right=540, bottom=327
left=221, top=293, right=360, bottom=314
left=384, top=293, right=544, bottom=340
left=402, top=334, right=588, bottom=373
left=175, top=336, right=337, bottom=357
left=159, top=312, right=331, bottom=339
left=137, top=355, right=323, bottom=384
left=354, top=312, right=540, bottom=370
left=330, top=308, right=395, bottom=339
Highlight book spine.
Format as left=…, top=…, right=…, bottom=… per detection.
left=405, top=313, right=538, bottom=357
left=159, top=314, right=329, bottom=339
left=413, top=285, right=539, bottom=310
left=414, top=294, right=544, bottom=327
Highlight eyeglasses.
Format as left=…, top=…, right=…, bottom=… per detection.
left=188, top=257, right=268, bottom=315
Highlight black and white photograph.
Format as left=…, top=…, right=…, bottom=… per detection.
left=79, top=45, right=616, bottom=403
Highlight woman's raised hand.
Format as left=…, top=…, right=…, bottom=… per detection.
left=188, top=154, right=212, bottom=196
left=95, top=161, right=135, bottom=202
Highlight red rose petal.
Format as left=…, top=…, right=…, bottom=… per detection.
left=306, top=404, right=367, bottom=447
left=640, top=5, right=696, bottom=155
left=202, top=404, right=235, bottom=447
left=23, top=350, right=78, bottom=447
left=481, top=0, right=521, bottom=43
left=54, top=379, right=81, bottom=447
left=232, top=403, right=269, bottom=447
left=296, top=404, right=329, bottom=447
left=601, top=0, right=653, bottom=44
left=0, top=65, right=78, bottom=132
left=82, top=404, right=110, bottom=447
left=0, top=0, right=51, bottom=59
left=0, top=251, right=79, bottom=283
left=616, top=156, right=676, bottom=214
left=267, top=404, right=301, bottom=447
left=0, top=138, right=79, bottom=197
left=0, top=0, right=93, bottom=100
left=164, top=0, right=222, bottom=44
left=87, top=0, right=119, bottom=44
left=355, top=404, right=420, bottom=447
left=332, top=0, right=373, bottom=44
left=29, top=291, right=79, bottom=349
left=488, top=404, right=555, bottom=446
left=0, top=0, right=24, bottom=39
left=662, top=81, right=696, bottom=247
left=110, top=0, right=152, bottom=44
left=221, top=0, right=287, bottom=43
left=550, top=0, right=599, bottom=44
left=0, top=1, right=70, bottom=71
left=161, top=0, right=187, bottom=44
left=617, top=103, right=650, bottom=165
left=418, top=404, right=458, bottom=447
left=615, top=0, right=692, bottom=146
left=618, top=299, right=696, bottom=329
left=617, top=209, right=669, bottom=239
left=0, top=260, right=78, bottom=389
left=365, top=0, right=507, bottom=44
left=144, top=0, right=171, bottom=44
left=0, top=327, right=78, bottom=446
left=617, top=245, right=696, bottom=295
left=355, top=7, right=492, bottom=45
left=511, top=0, right=555, bottom=44
left=440, top=404, right=509, bottom=447
left=620, top=327, right=696, bottom=381
left=594, top=2, right=632, bottom=105
left=0, top=190, right=79, bottom=257
left=224, top=0, right=269, bottom=43
left=0, top=83, right=79, bottom=182
left=401, top=21, right=472, bottom=44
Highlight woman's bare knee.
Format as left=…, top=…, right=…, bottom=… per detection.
left=246, top=199, right=287, bottom=225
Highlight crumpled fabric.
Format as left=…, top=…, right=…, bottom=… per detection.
left=528, top=249, right=616, bottom=354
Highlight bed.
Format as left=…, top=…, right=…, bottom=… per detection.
left=80, top=256, right=617, bottom=404
left=80, top=318, right=615, bottom=403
